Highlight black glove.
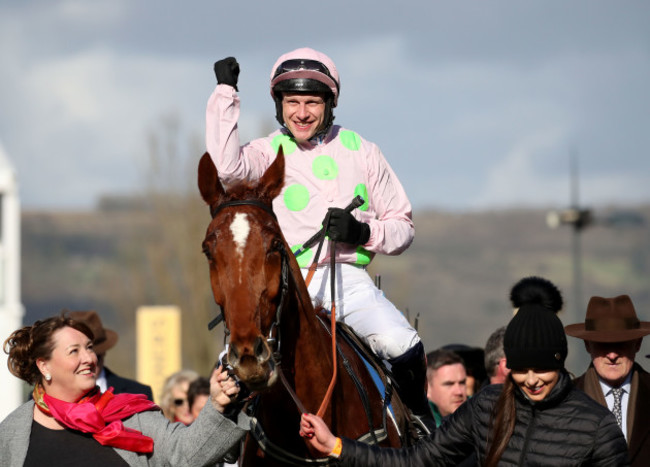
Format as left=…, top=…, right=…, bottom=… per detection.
left=214, top=57, right=240, bottom=91
left=325, top=208, right=370, bottom=246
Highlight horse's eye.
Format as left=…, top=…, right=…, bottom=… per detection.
left=202, top=242, right=214, bottom=261
left=270, top=238, right=283, bottom=252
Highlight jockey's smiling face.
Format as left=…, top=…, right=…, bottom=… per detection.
left=281, top=93, right=326, bottom=143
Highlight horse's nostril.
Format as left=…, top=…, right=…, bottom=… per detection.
left=228, top=345, right=240, bottom=367
left=254, top=336, right=269, bottom=361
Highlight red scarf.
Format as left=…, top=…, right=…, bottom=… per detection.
left=34, top=384, right=159, bottom=453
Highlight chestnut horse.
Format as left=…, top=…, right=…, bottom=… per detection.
left=198, top=150, right=414, bottom=466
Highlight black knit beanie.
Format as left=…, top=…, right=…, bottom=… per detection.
left=504, top=276, right=568, bottom=371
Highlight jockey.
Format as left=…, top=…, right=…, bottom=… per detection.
left=206, top=47, right=435, bottom=432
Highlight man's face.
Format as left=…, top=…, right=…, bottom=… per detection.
left=281, top=93, right=326, bottom=143
left=585, top=338, right=641, bottom=387
left=426, top=363, right=467, bottom=417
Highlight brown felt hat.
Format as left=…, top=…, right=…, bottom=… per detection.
left=564, top=295, right=650, bottom=343
left=67, top=310, right=118, bottom=354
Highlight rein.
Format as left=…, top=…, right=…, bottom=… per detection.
left=303, top=221, right=339, bottom=418
left=207, top=199, right=332, bottom=417
left=301, top=196, right=364, bottom=417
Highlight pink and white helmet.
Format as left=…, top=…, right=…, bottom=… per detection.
left=270, top=47, right=340, bottom=106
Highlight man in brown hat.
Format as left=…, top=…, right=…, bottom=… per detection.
left=68, top=310, right=153, bottom=401
left=565, top=294, right=650, bottom=466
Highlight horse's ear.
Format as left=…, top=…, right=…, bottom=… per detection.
left=198, top=152, right=225, bottom=205
left=258, top=145, right=285, bottom=201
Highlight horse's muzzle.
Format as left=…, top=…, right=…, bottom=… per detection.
left=227, top=336, right=278, bottom=391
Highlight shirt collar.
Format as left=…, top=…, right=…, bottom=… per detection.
left=598, top=370, right=632, bottom=396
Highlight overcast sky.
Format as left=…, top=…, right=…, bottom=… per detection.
left=1, top=0, right=649, bottom=212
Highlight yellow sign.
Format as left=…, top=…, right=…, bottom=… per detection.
left=136, top=306, right=181, bottom=403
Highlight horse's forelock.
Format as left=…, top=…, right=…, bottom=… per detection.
left=220, top=179, right=274, bottom=205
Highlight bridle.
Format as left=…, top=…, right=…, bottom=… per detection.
left=209, top=199, right=276, bottom=220
left=207, top=197, right=342, bottom=410
left=206, top=199, right=291, bottom=361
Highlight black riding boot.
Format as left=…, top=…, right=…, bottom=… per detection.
left=388, top=341, right=437, bottom=435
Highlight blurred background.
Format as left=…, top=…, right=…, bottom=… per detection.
left=1, top=1, right=649, bottom=409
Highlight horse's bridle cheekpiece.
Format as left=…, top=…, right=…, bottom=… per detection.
left=206, top=199, right=289, bottom=358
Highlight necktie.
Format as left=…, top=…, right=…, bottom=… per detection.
left=611, top=387, right=624, bottom=428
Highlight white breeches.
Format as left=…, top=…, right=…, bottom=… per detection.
left=301, top=263, right=420, bottom=360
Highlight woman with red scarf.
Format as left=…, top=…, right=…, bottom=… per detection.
left=0, top=314, right=248, bottom=466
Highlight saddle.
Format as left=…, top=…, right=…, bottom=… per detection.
left=314, top=314, right=421, bottom=445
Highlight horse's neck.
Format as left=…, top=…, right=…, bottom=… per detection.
left=287, top=259, right=320, bottom=329
left=280, top=262, right=333, bottom=368
left=285, top=281, right=325, bottom=352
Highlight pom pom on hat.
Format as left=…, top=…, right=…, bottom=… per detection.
left=510, top=276, right=563, bottom=312
left=504, top=277, right=568, bottom=371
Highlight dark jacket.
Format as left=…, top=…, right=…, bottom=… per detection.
left=105, top=367, right=154, bottom=401
left=574, top=363, right=650, bottom=467
left=339, top=370, right=628, bottom=466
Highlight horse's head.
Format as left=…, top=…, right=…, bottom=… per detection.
left=198, top=149, right=288, bottom=391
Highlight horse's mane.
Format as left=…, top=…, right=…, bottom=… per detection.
left=313, top=303, right=327, bottom=316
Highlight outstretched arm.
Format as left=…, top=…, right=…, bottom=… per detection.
left=300, top=397, right=480, bottom=467
left=300, top=413, right=425, bottom=466
left=206, top=57, right=272, bottom=186
left=299, top=413, right=338, bottom=456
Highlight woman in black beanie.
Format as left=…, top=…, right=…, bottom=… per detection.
left=299, top=277, right=629, bottom=466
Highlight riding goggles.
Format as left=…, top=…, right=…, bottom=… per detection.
left=272, top=58, right=334, bottom=80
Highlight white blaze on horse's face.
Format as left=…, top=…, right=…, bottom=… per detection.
left=229, top=212, right=251, bottom=281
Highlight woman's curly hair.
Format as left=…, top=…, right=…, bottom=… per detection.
left=3, top=313, right=93, bottom=385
